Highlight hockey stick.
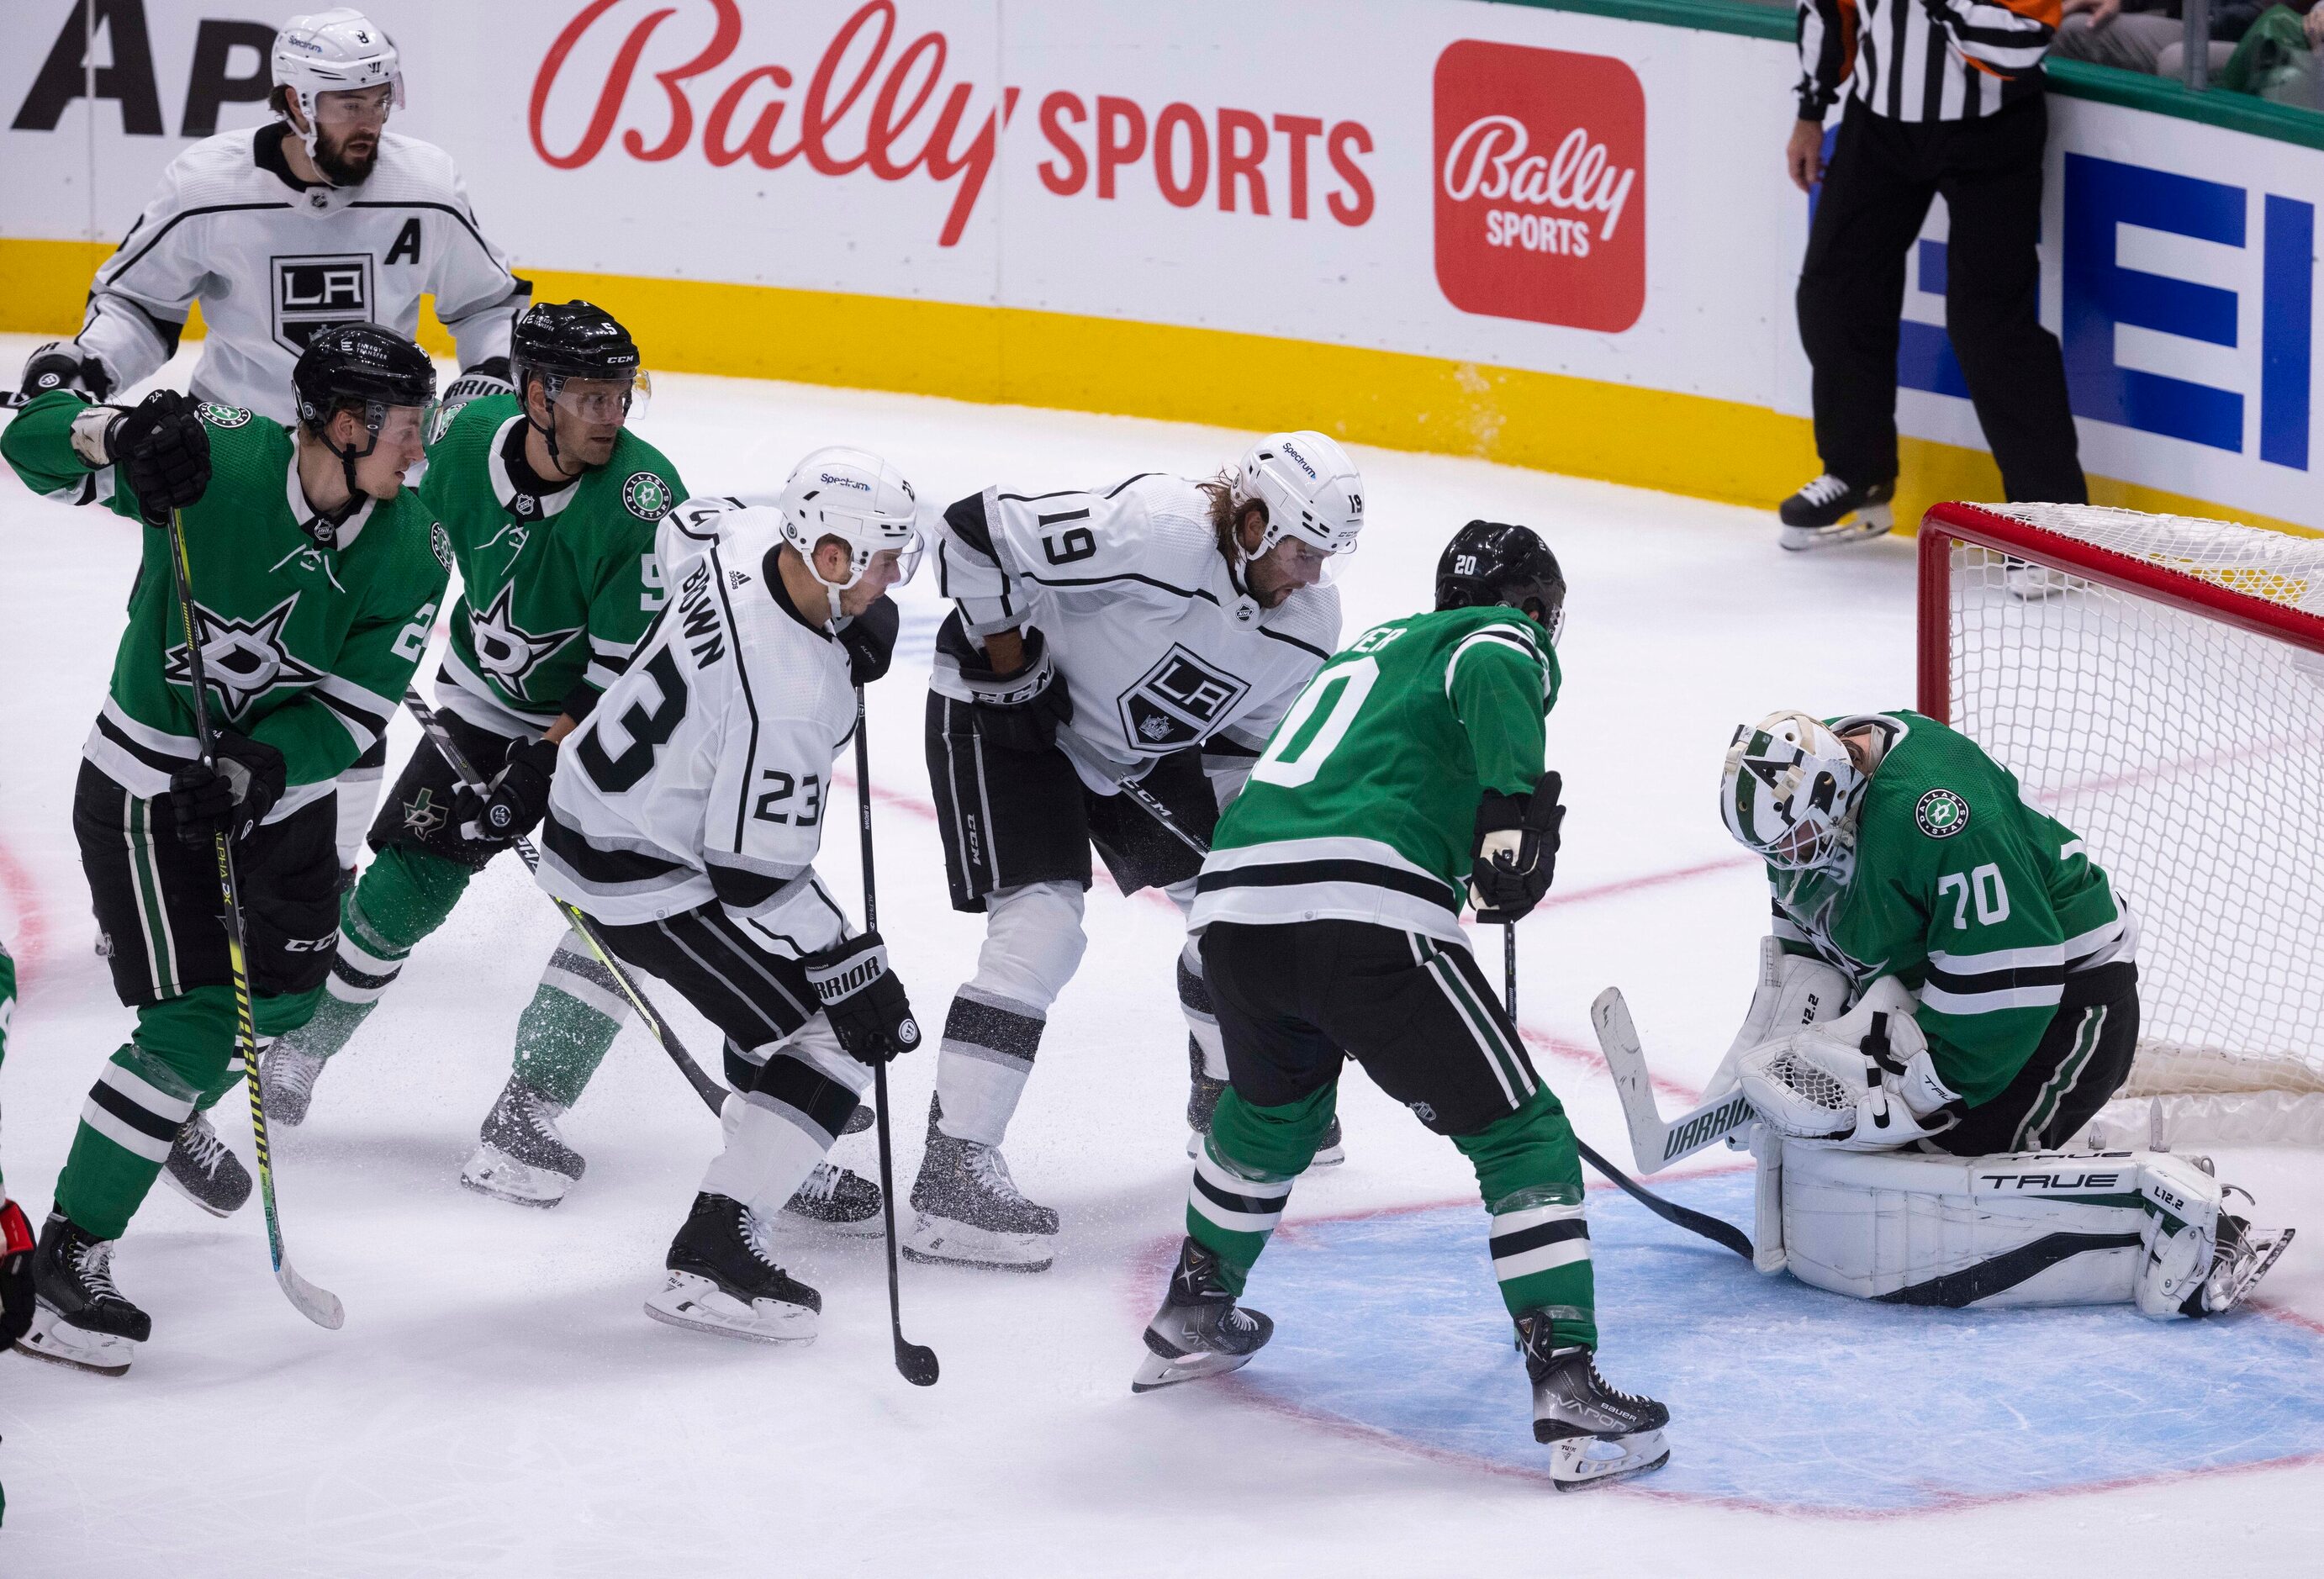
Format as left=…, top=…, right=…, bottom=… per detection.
left=1589, top=988, right=1755, bottom=1175
left=397, top=690, right=726, bottom=1117
left=1118, top=779, right=1212, bottom=861
left=161, top=507, right=344, bottom=1329
left=1502, top=923, right=1751, bottom=1260
left=855, top=688, right=940, bottom=1388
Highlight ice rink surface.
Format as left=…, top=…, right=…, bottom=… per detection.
left=2, top=333, right=2320, bottom=1574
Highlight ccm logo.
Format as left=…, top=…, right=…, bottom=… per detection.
left=1433, top=40, right=1645, bottom=332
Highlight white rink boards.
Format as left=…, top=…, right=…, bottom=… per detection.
left=2, top=337, right=2321, bottom=1573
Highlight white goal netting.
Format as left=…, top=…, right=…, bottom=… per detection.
left=1934, top=503, right=2324, bottom=1145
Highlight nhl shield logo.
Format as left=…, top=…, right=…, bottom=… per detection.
left=1116, top=646, right=1250, bottom=754
left=1915, top=789, right=1971, bottom=839
left=622, top=472, right=674, bottom=520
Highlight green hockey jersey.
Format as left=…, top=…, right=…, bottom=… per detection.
left=420, top=395, right=684, bottom=735
left=1191, top=605, right=1558, bottom=946
left=1767, top=710, right=2132, bottom=1105
left=3, top=391, right=449, bottom=821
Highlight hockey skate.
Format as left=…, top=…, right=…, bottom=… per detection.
left=779, top=1161, right=885, bottom=1236
left=258, top=1040, right=331, bottom=1127
left=905, top=1099, right=1059, bottom=1272
left=14, top=1213, right=151, bottom=1376
left=460, top=1076, right=585, bottom=1207
left=1518, top=1312, right=1670, bottom=1491
left=1777, top=474, right=1894, bottom=552
left=161, top=1110, right=251, bottom=1217
left=2189, top=1213, right=2295, bottom=1317
left=644, top=1192, right=820, bottom=1344
left=1186, top=1038, right=1343, bottom=1168
left=1131, top=1238, right=1274, bottom=1393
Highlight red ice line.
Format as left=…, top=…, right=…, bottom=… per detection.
left=0, top=835, right=52, bottom=986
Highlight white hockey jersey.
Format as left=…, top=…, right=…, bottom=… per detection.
left=535, top=498, right=858, bottom=958
left=931, top=473, right=1341, bottom=793
left=78, top=122, right=526, bottom=422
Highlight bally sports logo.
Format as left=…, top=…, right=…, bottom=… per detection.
left=1434, top=41, right=1645, bottom=333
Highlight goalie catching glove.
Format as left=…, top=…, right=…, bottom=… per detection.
left=1735, top=977, right=1965, bottom=1150
left=1470, top=770, right=1564, bottom=922
left=803, top=931, right=922, bottom=1064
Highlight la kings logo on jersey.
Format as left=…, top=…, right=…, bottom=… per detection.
left=469, top=583, right=581, bottom=693
left=1117, top=645, right=1250, bottom=753
left=271, top=254, right=374, bottom=356
left=166, top=596, right=324, bottom=720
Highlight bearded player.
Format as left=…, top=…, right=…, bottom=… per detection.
left=1709, top=710, right=2291, bottom=1317
left=19, top=8, right=528, bottom=871
left=1133, top=520, right=1671, bottom=1491
left=905, top=433, right=1361, bottom=1273
left=533, top=457, right=924, bottom=1342
left=3, top=325, right=446, bottom=1374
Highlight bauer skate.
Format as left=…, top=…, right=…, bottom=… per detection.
left=15, top=1213, right=151, bottom=1376
left=905, top=1097, right=1059, bottom=1272
left=461, top=1075, right=585, bottom=1207
left=2190, top=1213, right=2295, bottom=1317
left=1519, top=1312, right=1670, bottom=1491
left=644, top=1192, right=820, bottom=1344
left=1131, top=1238, right=1274, bottom=1393
left=1777, top=474, right=1894, bottom=552
left=780, top=1161, right=885, bottom=1235
left=1186, top=1038, right=1344, bottom=1170
left=161, top=1110, right=251, bottom=1217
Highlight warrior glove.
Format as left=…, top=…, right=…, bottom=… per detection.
left=803, top=931, right=922, bottom=1065
left=1470, top=770, right=1565, bottom=923
left=18, top=340, right=112, bottom=403
left=939, top=615, right=1072, bottom=753
left=0, top=1199, right=34, bottom=1348
left=460, top=737, right=560, bottom=848
left=166, top=731, right=285, bottom=847
left=838, top=594, right=901, bottom=687
left=108, top=389, right=213, bottom=515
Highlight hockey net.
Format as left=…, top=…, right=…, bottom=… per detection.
left=1920, top=501, right=2324, bottom=1146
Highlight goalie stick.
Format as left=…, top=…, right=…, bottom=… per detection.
left=398, top=691, right=728, bottom=1117
left=164, top=508, right=344, bottom=1330
left=1589, top=987, right=1756, bottom=1175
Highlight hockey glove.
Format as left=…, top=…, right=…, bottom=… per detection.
left=938, top=614, right=1072, bottom=753
left=18, top=339, right=112, bottom=403
left=166, top=731, right=286, bottom=847
left=838, top=594, right=901, bottom=687
left=459, top=736, right=559, bottom=848
left=436, top=356, right=514, bottom=436
left=111, top=389, right=212, bottom=515
left=0, top=1198, right=32, bottom=1349
left=1470, top=770, right=1564, bottom=923
left=803, top=931, right=922, bottom=1065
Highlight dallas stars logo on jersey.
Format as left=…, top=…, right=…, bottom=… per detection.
left=1915, top=788, right=1971, bottom=839
left=165, top=596, right=324, bottom=719
left=468, top=582, right=581, bottom=692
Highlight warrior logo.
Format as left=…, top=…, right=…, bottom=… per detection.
left=1915, top=788, right=1971, bottom=840
left=165, top=595, right=323, bottom=720
left=401, top=787, right=448, bottom=837
left=622, top=472, right=674, bottom=520
left=270, top=254, right=374, bottom=356
left=1116, top=646, right=1249, bottom=753
left=467, top=583, right=580, bottom=694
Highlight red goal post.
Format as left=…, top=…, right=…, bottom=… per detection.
left=1917, top=501, right=2324, bottom=1145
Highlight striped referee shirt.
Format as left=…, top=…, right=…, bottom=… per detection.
left=1797, top=0, right=2057, bottom=124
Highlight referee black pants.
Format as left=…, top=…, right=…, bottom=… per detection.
left=1798, top=94, right=2086, bottom=504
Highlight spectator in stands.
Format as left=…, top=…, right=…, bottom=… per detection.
left=1778, top=0, right=2088, bottom=552
left=2053, top=0, right=2275, bottom=80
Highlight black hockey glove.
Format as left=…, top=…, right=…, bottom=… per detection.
left=1470, top=769, right=1564, bottom=924
left=838, top=594, right=901, bottom=687
left=437, top=356, right=514, bottom=432
left=803, top=931, right=922, bottom=1065
left=111, top=389, right=212, bottom=516
left=18, top=340, right=112, bottom=403
left=0, top=1199, right=33, bottom=1349
left=459, top=736, right=560, bottom=848
left=166, top=731, right=286, bottom=847
left=938, top=613, right=1072, bottom=753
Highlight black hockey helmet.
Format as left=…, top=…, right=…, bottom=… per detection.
left=1435, top=520, right=1566, bottom=645
left=292, top=323, right=435, bottom=508
left=511, top=300, right=641, bottom=397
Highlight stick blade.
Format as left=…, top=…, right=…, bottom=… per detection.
left=895, top=1338, right=939, bottom=1386
left=277, top=1259, right=345, bottom=1330
left=1590, top=988, right=1670, bottom=1175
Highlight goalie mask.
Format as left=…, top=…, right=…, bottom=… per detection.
left=775, top=447, right=923, bottom=621
left=1720, top=710, right=1867, bottom=873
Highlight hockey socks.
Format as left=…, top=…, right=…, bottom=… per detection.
left=510, top=932, right=631, bottom=1109
left=1183, top=1085, right=1334, bottom=1293
left=1458, top=1087, right=1597, bottom=1347
left=930, top=985, right=1046, bottom=1146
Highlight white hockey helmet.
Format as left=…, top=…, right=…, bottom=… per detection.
left=1231, top=431, right=1366, bottom=560
left=273, top=10, right=404, bottom=151
left=775, top=447, right=923, bottom=617
left=1720, top=710, right=1867, bottom=872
